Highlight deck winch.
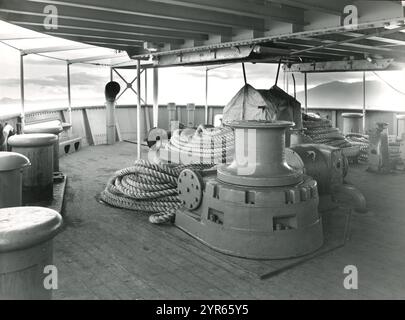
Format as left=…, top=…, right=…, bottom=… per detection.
left=286, top=144, right=367, bottom=212
left=175, top=120, right=323, bottom=259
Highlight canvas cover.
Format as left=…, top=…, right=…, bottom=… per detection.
left=222, top=84, right=302, bottom=129
left=260, top=85, right=303, bottom=129
left=222, top=84, right=277, bottom=124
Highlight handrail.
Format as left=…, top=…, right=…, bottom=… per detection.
left=1, top=104, right=403, bottom=123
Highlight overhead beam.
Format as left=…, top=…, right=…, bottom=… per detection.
left=0, top=0, right=232, bottom=36
left=10, top=21, right=186, bottom=45
left=345, top=29, right=405, bottom=45
left=267, top=0, right=344, bottom=16
left=280, top=37, right=388, bottom=57
left=254, top=44, right=350, bottom=60
left=344, top=32, right=405, bottom=46
left=148, top=0, right=304, bottom=24
left=313, top=33, right=404, bottom=49
left=85, top=41, right=132, bottom=48
left=274, top=38, right=369, bottom=56
left=155, top=45, right=254, bottom=67
left=22, top=45, right=92, bottom=54
left=1, top=10, right=209, bottom=41
left=290, top=25, right=405, bottom=55
left=283, top=59, right=396, bottom=73
left=67, top=53, right=128, bottom=64
left=302, top=35, right=405, bottom=59
left=27, top=0, right=265, bottom=29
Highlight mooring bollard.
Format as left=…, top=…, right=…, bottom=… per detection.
left=0, top=206, right=62, bottom=300
left=0, top=152, right=31, bottom=208
left=23, top=121, right=63, bottom=172
left=8, top=133, right=57, bottom=204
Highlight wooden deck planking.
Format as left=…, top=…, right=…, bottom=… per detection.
left=53, top=142, right=405, bottom=299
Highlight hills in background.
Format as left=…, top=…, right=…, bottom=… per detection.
left=296, top=80, right=405, bottom=110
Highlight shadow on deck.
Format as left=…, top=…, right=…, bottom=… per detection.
left=55, top=142, right=405, bottom=300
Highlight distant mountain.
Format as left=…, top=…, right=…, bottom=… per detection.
left=296, top=80, right=405, bottom=110
left=0, top=97, right=20, bottom=105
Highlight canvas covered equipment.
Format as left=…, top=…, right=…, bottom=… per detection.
left=260, top=85, right=303, bottom=129
left=222, top=84, right=277, bottom=124
left=222, top=84, right=302, bottom=129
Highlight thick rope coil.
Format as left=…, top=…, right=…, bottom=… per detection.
left=165, top=125, right=235, bottom=164
left=346, top=134, right=370, bottom=162
left=100, top=160, right=213, bottom=224
left=303, top=113, right=353, bottom=150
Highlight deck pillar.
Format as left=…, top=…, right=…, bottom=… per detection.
left=144, top=68, right=151, bottom=132
left=205, top=67, right=209, bottom=124
left=136, top=60, right=143, bottom=159
left=153, top=67, right=159, bottom=128
left=304, top=72, right=308, bottom=114
left=20, top=52, right=25, bottom=132
left=67, top=62, right=72, bottom=132
left=362, top=71, right=366, bottom=133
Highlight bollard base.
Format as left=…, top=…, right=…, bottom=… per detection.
left=22, top=184, right=53, bottom=205
left=0, top=241, right=53, bottom=300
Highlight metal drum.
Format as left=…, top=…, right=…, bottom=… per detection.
left=8, top=134, right=58, bottom=204
left=0, top=152, right=31, bottom=208
left=24, top=120, right=63, bottom=172
left=217, top=120, right=303, bottom=187
left=0, top=206, right=62, bottom=300
left=342, top=113, right=363, bottom=135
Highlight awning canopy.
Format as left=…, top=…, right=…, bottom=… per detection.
left=1, top=0, right=405, bottom=69
left=0, top=20, right=133, bottom=66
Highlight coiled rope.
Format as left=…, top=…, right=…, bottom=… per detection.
left=165, top=125, right=235, bottom=164
left=303, top=113, right=352, bottom=148
left=346, top=134, right=369, bottom=162
left=100, top=159, right=213, bottom=224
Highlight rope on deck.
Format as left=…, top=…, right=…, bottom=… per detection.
left=100, top=159, right=212, bottom=224
left=100, top=126, right=233, bottom=224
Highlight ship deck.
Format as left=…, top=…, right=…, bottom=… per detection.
left=54, top=142, right=405, bottom=300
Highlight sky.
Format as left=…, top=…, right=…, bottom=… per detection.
left=1, top=20, right=405, bottom=116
